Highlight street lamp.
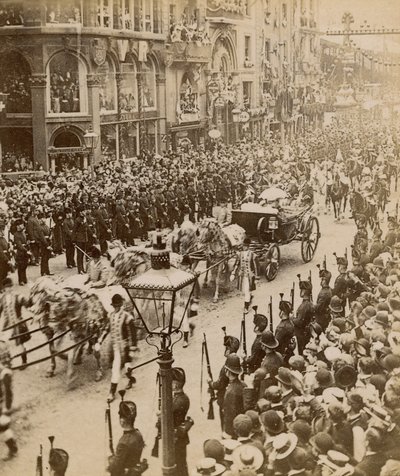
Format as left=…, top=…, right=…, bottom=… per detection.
left=123, top=228, right=197, bottom=476
left=83, top=126, right=99, bottom=174
left=232, top=108, right=241, bottom=142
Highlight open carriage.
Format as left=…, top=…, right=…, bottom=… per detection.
left=231, top=203, right=320, bottom=281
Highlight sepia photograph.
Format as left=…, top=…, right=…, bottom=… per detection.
left=0, top=0, right=400, bottom=474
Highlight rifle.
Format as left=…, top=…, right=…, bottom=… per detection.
left=309, top=270, right=313, bottom=302
left=151, top=373, right=161, bottom=458
left=36, top=444, right=43, bottom=476
left=240, top=310, right=248, bottom=376
left=269, top=296, right=273, bottom=333
left=290, top=282, right=295, bottom=310
left=323, top=254, right=327, bottom=271
left=106, top=399, right=114, bottom=456
left=202, top=333, right=215, bottom=420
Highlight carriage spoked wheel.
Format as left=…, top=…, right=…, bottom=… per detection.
left=265, top=244, right=280, bottom=281
left=301, top=216, right=320, bottom=263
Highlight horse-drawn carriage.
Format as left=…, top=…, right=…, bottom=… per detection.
left=231, top=203, right=320, bottom=281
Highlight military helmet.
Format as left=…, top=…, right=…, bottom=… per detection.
left=253, top=313, right=268, bottom=332
left=223, top=335, right=240, bottom=353
left=49, top=448, right=69, bottom=475
left=119, top=401, right=137, bottom=423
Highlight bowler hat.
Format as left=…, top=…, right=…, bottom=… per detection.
left=316, top=368, right=334, bottom=388
left=329, top=296, right=343, bottom=313
left=261, top=410, right=285, bottom=435
left=111, top=294, right=124, bottom=307
left=375, top=311, right=389, bottom=327
left=354, top=338, right=370, bottom=356
left=203, top=439, right=225, bottom=463
left=334, top=365, right=357, bottom=389
left=275, top=367, right=293, bottom=387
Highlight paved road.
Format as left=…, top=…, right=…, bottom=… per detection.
left=0, top=209, right=381, bottom=475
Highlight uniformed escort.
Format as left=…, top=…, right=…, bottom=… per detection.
left=107, top=400, right=147, bottom=476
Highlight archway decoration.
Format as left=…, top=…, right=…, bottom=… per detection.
left=177, top=72, right=200, bottom=124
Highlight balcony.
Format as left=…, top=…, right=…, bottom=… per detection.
left=206, top=0, right=248, bottom=22
left=164, top=42, right=212, bottom=65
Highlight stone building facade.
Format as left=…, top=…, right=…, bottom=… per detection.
left=0, top=0, right=321, bottom=172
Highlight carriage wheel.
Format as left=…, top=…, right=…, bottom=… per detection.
left=257, top=217, right=269, bottom=245
left=265, top=244, right=280, bottom=281
left=301, top=216, right=320, bottom=263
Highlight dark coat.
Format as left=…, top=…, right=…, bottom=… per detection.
left=355, top=452, right=387, bottom=476
left=108, top=429, right=144, bottom=476
left=223, top=378, right=246, bottom=437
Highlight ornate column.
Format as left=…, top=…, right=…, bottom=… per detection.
left=115, top=72, right=123, bottom=160
left=30, top=74, right=48, bottom=170
left=86, top=73, right=101, bottom=165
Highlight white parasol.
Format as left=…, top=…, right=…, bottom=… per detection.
left=259, top=187, right=288, bottom=201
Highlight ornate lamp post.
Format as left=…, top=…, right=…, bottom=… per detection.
left=123, top=229, right=197, bottom=476
left=83, top=126, right=99, bottom=175
left=232, top=107, right=241, bottom=142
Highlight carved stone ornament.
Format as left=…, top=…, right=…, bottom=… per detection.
left=90, top=38, right=107, bottom=66
left=86, top=74, right=102, bottom=87
left=30, top=74, right=47, bottom=88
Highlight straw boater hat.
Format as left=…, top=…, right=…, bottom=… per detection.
left=231, top=444, right=264, bottom=472
left=272, top=432, right=298, bottom=460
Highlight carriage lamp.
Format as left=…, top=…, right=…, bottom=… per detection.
left=123, top=227, right=197, bottom=476
left=269, top=216, right=279, bottom=229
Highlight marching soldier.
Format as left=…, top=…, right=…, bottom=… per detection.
left=13, top=219, right=30, bottom=285
left=107, top=400, right=147, bottom=476
left=171, top=367, right=193, bottom=476
left=0, top=341, right=18, bottom=460
left=292, top=279, right=314, bottom=354
left=315, top=267, right=333, bottom=331
left=230, top=238, right=258, bottom=313
left=49, top=446, right=69, bottom=476
left=93, top=199, right=112, bottom=255
left=209, top=334, right=240, bottom=431
left=332, top=255, right=349, bottom=314
left=244, top=310, right=268, bottom=373
left=107, top=294, right=138, bottom=402
left=275, top=299, right=296, bottom=364
left=26, top=208, right=41, bottom=266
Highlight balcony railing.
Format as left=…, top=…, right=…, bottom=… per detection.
left=165, top=42, right=212, bottom=64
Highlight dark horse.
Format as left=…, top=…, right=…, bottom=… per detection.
left=350, top=190, right=378, bottom=229
left=328, top=175, right=349, bottom=220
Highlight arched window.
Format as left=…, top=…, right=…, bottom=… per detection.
left=141, top=58, right=156, bottom=110
left=47, top=52, right=87, bottom=115
left=120, top=55, right=138, bottom=112
left=98, top=56, right=117, bottom=113
left=0, top=51, right=31, bottom=113
left=53, top=130, right=81, bottom=147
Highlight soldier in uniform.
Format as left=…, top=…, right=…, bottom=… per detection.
left=222, top=354, right=246, bottom=439
left=107, top=294, right=138, bottom=402
left=171, top=367, right=193, bottom=476
left=0, top=341, right=18, bottom=460
left=72, top=208, right=95, bottom=275
left=244, top=311, right=268, bottom=373
left=115, top=198, right=130, bottom=246
left=138, top=188, right=150, bottom=240
left=49, top=446, right=69, bottom=476
left=275, top=299, right=296, bottom=364
left=107, top=400, right=147, bottom=476
left=209, top=334, right=240, bottom=431
left=292, top=280, right=314, bottom=354
left=230, top=238, right=258, bottom=313
left=332, top=255, right=349, bottom=314
left=26, top=208, right=41, bottom=266
left=315, top=267, right=333, bottom=331
left=383, top=217, right=397, bottom=250
left=62, top=208, right=76, bottom=269
left=93, top=199, right=112, bottom=255
left=13, top=219, right=30, bottom=285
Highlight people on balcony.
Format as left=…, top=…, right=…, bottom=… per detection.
left=50, top=71, right=80, bottom=114
left=0, top=4, right=24, bottom=26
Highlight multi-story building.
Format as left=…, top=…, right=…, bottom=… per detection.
left=0, top=0, right=322, bottom=172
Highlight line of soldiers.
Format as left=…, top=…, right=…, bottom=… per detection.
left=199, top=215, right=400, bottom=475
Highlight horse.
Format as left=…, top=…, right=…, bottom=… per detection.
left=328, top=175, right=348, bottom=220
left=346, top=157, right=363, bottom=188
left=349, top=190, right=377, bottom=229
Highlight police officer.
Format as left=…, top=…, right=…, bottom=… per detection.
left=171, top=367, right=193, bottom=476
left=13, top=219, right=30, bottom=285
left=332, top=255, right=349, bottom=314
left=107, top=400, right=147, bottom=476
left=222, top=354, right=246, bottom=439
left=62, top=208, right=76, bottom=269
